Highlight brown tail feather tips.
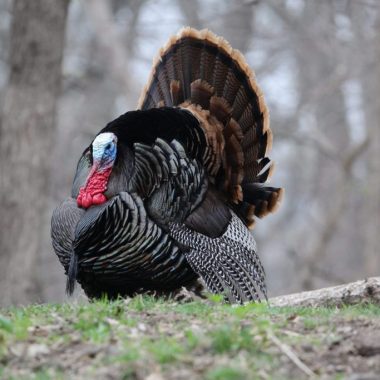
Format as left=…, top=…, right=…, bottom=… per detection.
left=138, top=27, right=282, bottom=226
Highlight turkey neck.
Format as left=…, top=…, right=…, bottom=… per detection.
left=77, top=166, right=113, bottom=208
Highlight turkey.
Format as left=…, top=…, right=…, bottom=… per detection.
left=51, top=28, right=283, bottom=303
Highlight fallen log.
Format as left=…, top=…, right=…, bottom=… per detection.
left=269, top=277, right=380, bottom=307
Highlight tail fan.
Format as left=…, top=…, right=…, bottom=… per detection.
left=239, top=183, right=284, bottom=227
left=138, top=27, right=282, bottom=228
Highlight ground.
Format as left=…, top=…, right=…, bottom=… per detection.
left=0, top=296, right=379, bottom=380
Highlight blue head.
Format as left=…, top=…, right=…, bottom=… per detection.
left=92, top=132, right=118, bottom=170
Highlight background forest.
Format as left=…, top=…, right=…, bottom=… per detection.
left=0, top=0, right=379, bottom=306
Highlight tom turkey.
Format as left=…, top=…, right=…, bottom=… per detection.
left=51, top=28, right=283, bottom=303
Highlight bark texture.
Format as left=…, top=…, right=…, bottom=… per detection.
left=270, top=277, right=380, bottom=308
left=0, top=0, right=69, bottom=306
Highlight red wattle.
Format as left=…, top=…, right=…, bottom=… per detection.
left=92, top=193, right=107, bottom=205
left=77, top=167, right=112, bottom=209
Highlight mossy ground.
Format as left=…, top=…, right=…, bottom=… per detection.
left=1, top=296, right=380, bottom=379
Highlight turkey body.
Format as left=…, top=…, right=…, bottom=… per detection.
left=51, top=28, right=283, bottom=303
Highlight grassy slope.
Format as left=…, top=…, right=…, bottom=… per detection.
left=1, top=296, right=380, bottom=380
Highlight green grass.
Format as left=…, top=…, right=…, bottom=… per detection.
left=206, top=366, right=246, bottom=380
left=0, top=297, right=379, bottom=379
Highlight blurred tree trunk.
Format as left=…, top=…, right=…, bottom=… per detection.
left=83, top=0, right=140, bottom=107
left=361, top=13, right=380, bottom=277
left=298, top=2, right=350, bottom=290
left=0, top=0, right=69, bottom=306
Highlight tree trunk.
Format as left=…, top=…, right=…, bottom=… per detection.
left=361, top=10, right=380, bottom=278
left=0, top=0, right=69, bottom=306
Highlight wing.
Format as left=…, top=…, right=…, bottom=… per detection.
left=131, top=137, right=207, bottom=225
left=72, top=192, right=194, bottom=294
left=170, top=213, right=267, bottom=304
left=131, top=138, right=266, bottom=303
left=132, top=137, right=231, bottom=238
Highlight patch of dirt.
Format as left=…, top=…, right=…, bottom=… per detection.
left=287, top=316, right=380, bottom=379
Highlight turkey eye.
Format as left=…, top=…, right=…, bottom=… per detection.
left=105, top=143, right=112, bottom=150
